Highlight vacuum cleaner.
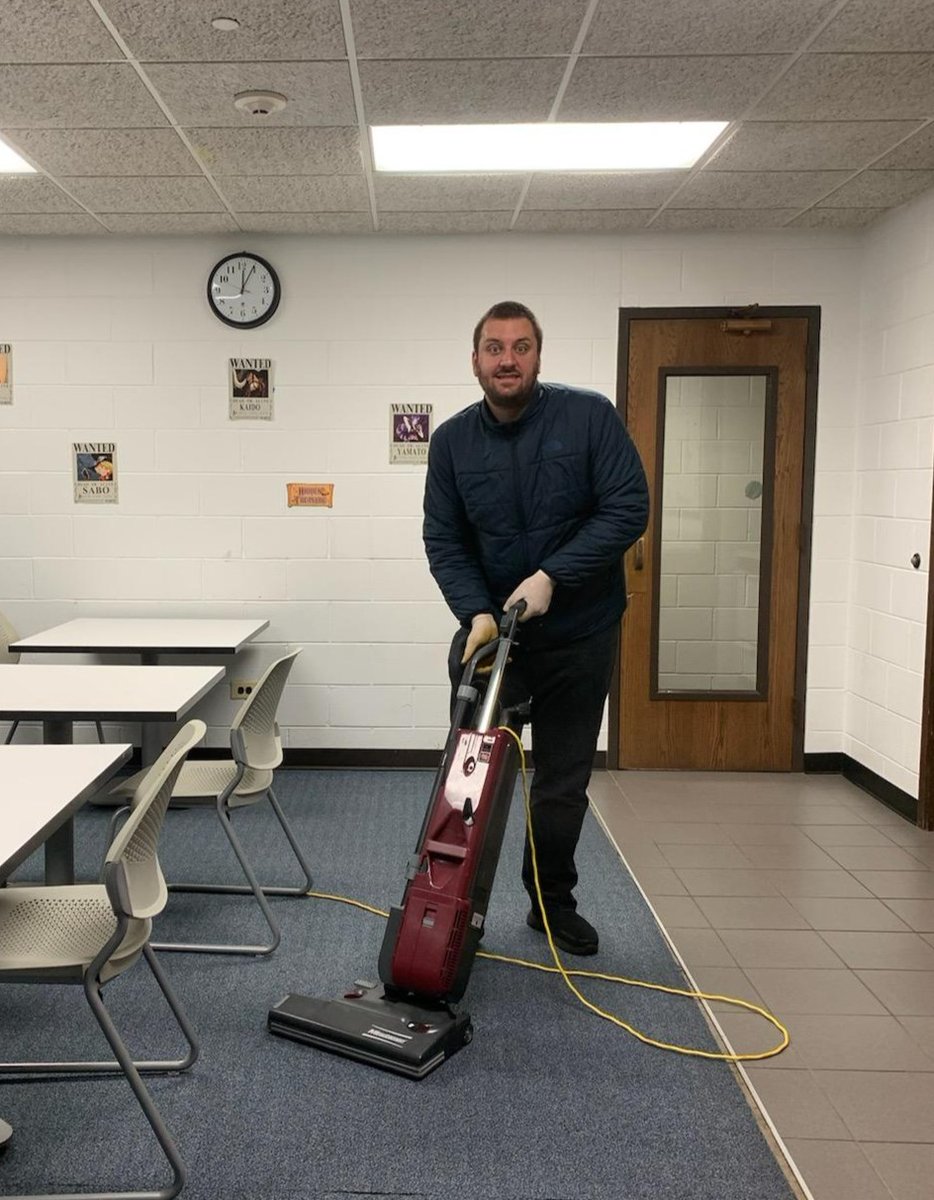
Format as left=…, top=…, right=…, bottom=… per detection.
left=268, top=602, right=528, bottom=1079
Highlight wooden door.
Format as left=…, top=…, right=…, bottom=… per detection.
left=616, top=310, right=818, bottom=770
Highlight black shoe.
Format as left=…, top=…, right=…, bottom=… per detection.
left=526, top=908, right=599, bottom=956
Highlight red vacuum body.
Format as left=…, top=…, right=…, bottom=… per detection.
left=382, top=724, right=519, bottom=1002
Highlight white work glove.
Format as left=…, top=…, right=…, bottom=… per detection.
left=504, top=570, right=554, bottom=621
left=461, top=612, right=499, bottom=663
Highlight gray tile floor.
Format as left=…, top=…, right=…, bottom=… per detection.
left=587, top=768, right=934, bottom=1200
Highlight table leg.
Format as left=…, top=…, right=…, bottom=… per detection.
left=141, top=722, right=162, bottom=766
left=140, top=651, right=162, bottom=765
left=43, top=720, right=76, bottom=885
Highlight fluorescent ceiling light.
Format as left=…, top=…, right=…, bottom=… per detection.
left=371, top=122, right=728, bottom=173
left=0, top=137, right=36, bottom=173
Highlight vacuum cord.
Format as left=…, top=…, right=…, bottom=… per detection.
left=306, top=728, right=789, bottom=1063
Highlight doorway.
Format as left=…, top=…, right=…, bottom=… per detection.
left=610, top=307, right=820, bottom=771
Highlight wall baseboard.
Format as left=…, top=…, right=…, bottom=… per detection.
left=804, top=751, right=916, bottom=822
left=275, top=748, right=608, bottom=770
left=189, top=746, right=916, bottom=821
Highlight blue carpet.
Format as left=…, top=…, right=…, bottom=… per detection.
left=0, top=769, right=795, bottom=1199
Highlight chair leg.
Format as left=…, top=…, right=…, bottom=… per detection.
left=0, top=944, right=198, bottom=1076
left=151, top=793, right=282, bottom=957
left=4, top=720, right=19, bottom=746
left=81, top=969, right=187, bottom=1200
left=169, top=787, right=313, bottom=898
left=94, top=720, right=105, bottom=744
left=0, top=960, right=190, bottom=1200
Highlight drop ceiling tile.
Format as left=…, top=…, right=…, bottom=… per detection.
left=814, top=0, right=934, bottom=51
left=713, top=121, right=926, bottom=171
left=789, top=208, right=886, bottom=229
left=559, top=56, right=785, bottom=121
left=525, top=171, right=683, bottom=209
left=651, top=209, right=798, bottom=230
left=236, top=213, right=373, bottom=233
left=378, top=212, right=513, bottom=234
left=351, top=0, right=589, bottom=58
left=188, top=127, right=363, bottom=176
left=875, top=123, right=934, bottom=169
left=144, top=63, right=355, bottom=127
left=0, top=65, right=167, bottom=128
left=0, top=213, right=106, bottom=234
left=582, top=0, right=839, bottom=55
left=219, top=175, right=370, bottom=212
left=100, top=213, right=241, bottom=235
left=60, top=176, right=224, bottom=213
left=677, top=170, right=848, bottom=208
left=818, top=170, right=934, bottom=208
left=101, top=0, right=347, bottom=61
left=0, top=0, right=121, bottom=62
left=756, top=54, right=934, bottom=120
left=1, top=129, right=199, bottom=176
left=514, top=210, right=654, bottom=232
left=0, top=175, right=83, bottom=213
left=359, top=59, right=566, bottom=123
left=375, top=175, right=521, bottom=212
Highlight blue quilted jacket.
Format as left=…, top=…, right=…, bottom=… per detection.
left=423, top=381, right=649, bottom=648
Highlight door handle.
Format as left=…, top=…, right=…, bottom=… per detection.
left=634, top=537, right=644, bottom=570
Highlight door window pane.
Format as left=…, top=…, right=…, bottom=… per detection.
left=656, top=372, right=769, bottom=694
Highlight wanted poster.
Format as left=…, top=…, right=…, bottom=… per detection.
left=0, top=344, right=11, bottom=404
left=73, top=442, right=117, bottom=503
left=229, top=357, right=274, bottom=420
left=389, top=403, right=432, bottom=464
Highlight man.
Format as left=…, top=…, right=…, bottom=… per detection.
left=423, top=300, right=649, bottom=956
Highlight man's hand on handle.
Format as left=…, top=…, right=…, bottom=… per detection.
left=504, top=570, right=554, bottom=621
left=461, top=612, right=499, bottom=663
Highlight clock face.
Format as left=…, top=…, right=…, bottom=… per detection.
left=207, top=252, right=280, bottom=328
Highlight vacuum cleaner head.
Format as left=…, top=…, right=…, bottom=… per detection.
left=268, top=986, right=472, bottom=1080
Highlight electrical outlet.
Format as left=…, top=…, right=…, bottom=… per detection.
left=230, top=679, right=258, bottom=700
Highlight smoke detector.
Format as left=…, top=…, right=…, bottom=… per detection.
left=233, top=90, right=288, bottom=117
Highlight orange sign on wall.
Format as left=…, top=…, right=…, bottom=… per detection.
left=287, top=482, right=334, bottom=508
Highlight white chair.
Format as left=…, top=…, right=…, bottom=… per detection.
left=1, top=610, right=104, bottom=746
left=0, top=718, right=206, bottom=1200
left=112, top=649, right=312, bottom=957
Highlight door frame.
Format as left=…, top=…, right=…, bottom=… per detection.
left=607, top=305, right=821, bottom=772
left=919, top=509, right=934, bottom=829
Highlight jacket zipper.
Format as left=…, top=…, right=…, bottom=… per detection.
left=509, top=434, right=532, bottom=575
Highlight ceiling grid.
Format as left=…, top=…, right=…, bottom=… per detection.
left=0, top=0, right=931, bottom=236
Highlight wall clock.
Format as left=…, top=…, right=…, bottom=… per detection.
left=207, top=251, right=281, bottom=328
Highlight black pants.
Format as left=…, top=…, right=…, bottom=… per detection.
left=447, top=622, right=618, bottom=914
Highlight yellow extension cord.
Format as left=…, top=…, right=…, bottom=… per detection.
left=306, top=727, right=790, bottom=1063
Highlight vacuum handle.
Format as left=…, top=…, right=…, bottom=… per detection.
left=474, top=601, right=525, bottom=733
left=445, top=600, right=527, bottom=745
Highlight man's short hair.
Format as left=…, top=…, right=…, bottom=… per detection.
left=473, top=301, right=543, bottom=354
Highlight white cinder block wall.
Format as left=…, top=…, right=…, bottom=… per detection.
left=0, top=230, right=873, bottom=767
left=849, top=193, right=934, bottom=797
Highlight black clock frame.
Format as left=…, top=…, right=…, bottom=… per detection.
left=206, top=251, right=281, bottom=329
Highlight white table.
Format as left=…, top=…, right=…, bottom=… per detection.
left=10, top=619, right=267, bottom=763
left=0, top=741, right=132, bottom=1149
left=0, top=664, right=222, bottom=782
left=10, top=617, right=268, bottom=662
left=0, top=742, right=132, bottom=885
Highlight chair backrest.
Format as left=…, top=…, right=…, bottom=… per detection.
left=230, top=649, right=301, bottom=772
left=0, top=609, right=20, bottom=665
left=104, top=719, right=206, bottom=920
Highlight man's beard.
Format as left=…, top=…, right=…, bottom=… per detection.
left=480, top=368, right=539, bottom=411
